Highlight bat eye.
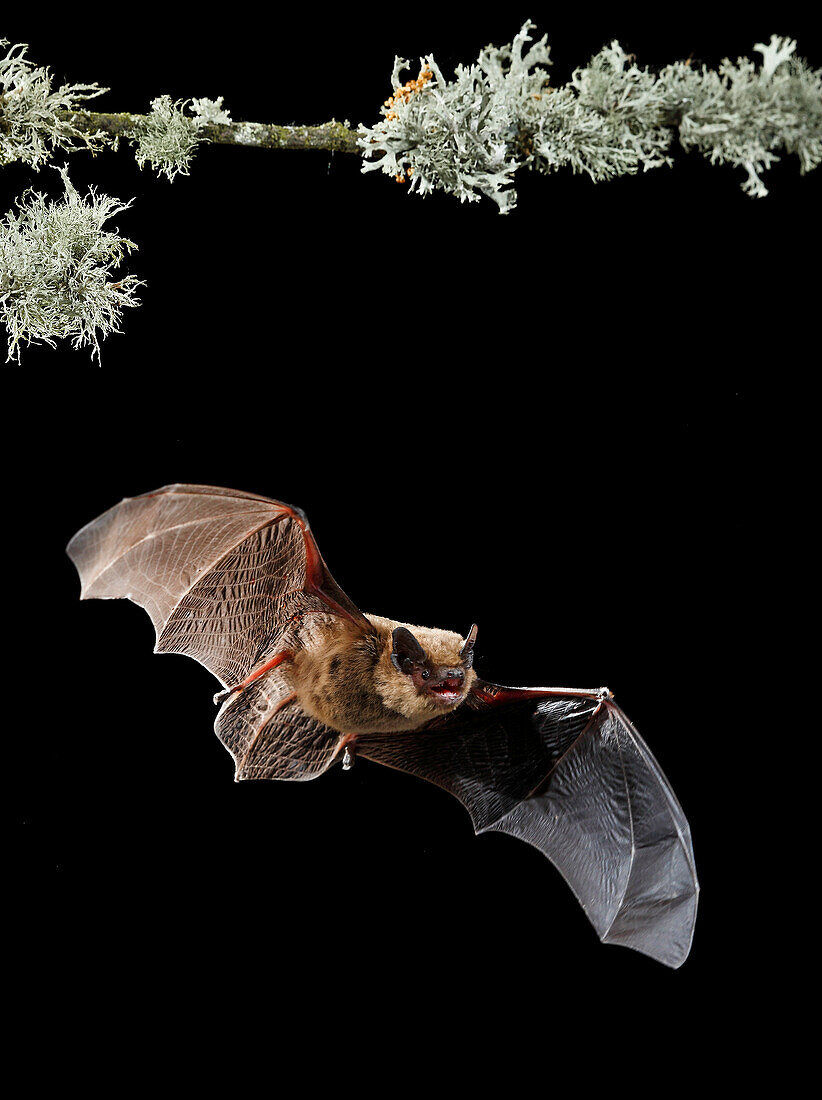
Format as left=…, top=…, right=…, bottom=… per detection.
left=421, top=669, right=430, bottom=680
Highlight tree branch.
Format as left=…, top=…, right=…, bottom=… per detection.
left=56, top=109, right=361, bottom=154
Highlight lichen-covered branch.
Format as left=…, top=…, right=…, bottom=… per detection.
left=3, top=26, right=819, bottom=205
left=2, top=23, right=820, bottom=364
left=359, top=24, right=822, bottom=211
left=58, top=109, right=360, bottom=155
left=0, top=39, right=358, bottom=183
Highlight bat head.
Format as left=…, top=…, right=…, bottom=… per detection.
left=381, top=621, right=478, bottom=718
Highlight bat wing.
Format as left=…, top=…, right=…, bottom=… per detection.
left=215, top=679, right=348, bottom=782
left=67, top=484, right=368, bottom=781
left=67, top=483, right=370, bottom=688
left=356, top=680, right=698, bottom=968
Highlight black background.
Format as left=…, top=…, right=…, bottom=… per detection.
left=3, top=2, right=813, bottom=1082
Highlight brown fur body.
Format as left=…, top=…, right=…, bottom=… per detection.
left=291, top=613, right=477, bottom=737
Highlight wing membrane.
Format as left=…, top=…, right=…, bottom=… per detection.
left=215, top=666, right=344, bottom=781
left=67, top=483, right=368, bottom=688
left=358, top=683, right=698, bottom=967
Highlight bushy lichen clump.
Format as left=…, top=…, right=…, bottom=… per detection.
left=359, top=22, right=822, bottom=211
left=131, top=95, right=232, bottom=181
left=0, top=165, right=143, bottom=362
left=665, top=36, right=822, bottom=197
left=0, top=37, right=108, bottom=168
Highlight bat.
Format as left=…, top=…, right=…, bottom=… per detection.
left=67, top=483, right=698, bottom=968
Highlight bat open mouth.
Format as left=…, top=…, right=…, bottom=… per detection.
left=427, top=677, right=465, bottom=705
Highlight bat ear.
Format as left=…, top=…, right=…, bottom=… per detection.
left=460, top=623, right=478, bottom=668
left=391, top=626, right=426, bottom=673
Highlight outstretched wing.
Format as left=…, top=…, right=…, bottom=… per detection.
left=66, top=483, right=370, bottom=689
left=356, top=681, right=698, bottom=968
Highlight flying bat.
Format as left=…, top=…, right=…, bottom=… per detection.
left=67, top=483, right=699, bottom=967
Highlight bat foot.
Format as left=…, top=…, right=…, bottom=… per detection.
left=342, top=745, right=355, bottom=771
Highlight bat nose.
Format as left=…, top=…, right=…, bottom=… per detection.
left=442, top=668, right=465, bottom=683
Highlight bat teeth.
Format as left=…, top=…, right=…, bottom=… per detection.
left=428, top=685, right=464, bottom=705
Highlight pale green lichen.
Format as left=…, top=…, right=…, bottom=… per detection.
left=130, top=94, right=232, bottom=180
left=658, top=35, right=822, bottom=197
left=0, top=164, right=143, bottom=362
left=131, top=95, right=202, bottom=181
left=359, top=23, right=822, bottom=210
left=0, top=37, right=108, bottom=168
left=190, top=96, right=232, bottom=125
left=234, top=121, right=263, bottom=146
left=358, top=35, right=527, bottom=213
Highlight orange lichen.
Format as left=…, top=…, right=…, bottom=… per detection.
left=383, top=65, right=434, bottom=121
left=380, top=64, right=434, bottom=181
